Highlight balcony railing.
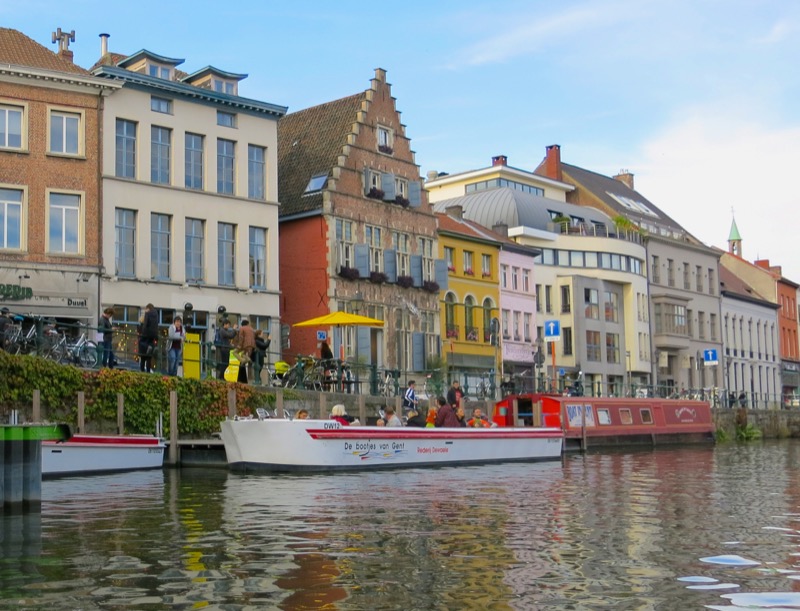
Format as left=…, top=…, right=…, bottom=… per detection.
left=465, top=326, right=479, bottom=342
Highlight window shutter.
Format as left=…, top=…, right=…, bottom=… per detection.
left=381, top=172, right=396, bottom=201
left=357, top=327, right=371, bottom=362
left=384, top=249, right=397, bottom=282
left=434, top=259, right=449, bottom=291
left=354, top=243, right=369, bottom=276
left=410, top=255, right=423, bottom=287
left=412, top=332, right=425, bottom=372
left=408, top=181, right=422, bottom=208
left=363, top=170, right=372, bottom=195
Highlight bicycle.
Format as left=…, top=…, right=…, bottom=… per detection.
left=379, top=370, right=396, bottom=397
left=62, top=331, right=99, bottom=368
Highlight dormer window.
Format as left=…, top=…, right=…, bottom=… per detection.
left=213, top=79, right=237, bottom=95
left=304, top=174, right=327, bottom=194
left=147, top=64, right=172, bottom=80
left=377, top=126, right=393, bottom=154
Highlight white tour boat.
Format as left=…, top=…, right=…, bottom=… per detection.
left=42, top=433, right=166, bottom=477
left=220, top=418, right=564, bottom=473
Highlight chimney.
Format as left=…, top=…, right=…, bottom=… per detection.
left=99, top=33, right=110, bottom=56
left=543, top=144, right=562, bottom=181
left=445, top=204, right=463, bottom=220
left=492, top=223, right=509, bottom=237
left=426, top=170, right=439, bottom=182
left=51, top=28, right=75, bottom=62
left=754, top=259, right=770, bottom=270
left=492, top=155, right=508, bottom=167
left=613, top=169, right=635, bottom=190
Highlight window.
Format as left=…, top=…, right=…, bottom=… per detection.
left=482, top=254, right=492, bottom=277
left=395, top=177, right=408, bottom=199
left=0, top=104, right=23, bottom=149
left=698, top=311, right=706, bottom=340
left=667, top=259, right=675, bottom=287
left=248, top=144, right=265, bottom=200
left=502, top=309, right=510, bottom=339
left=465, top=296, right=478, bottom=340
left=584, top=288, right=599, bottom=319
left=115, top=119, right=136, bottom=178
left=654, top=303, right=687, bottom=335
left=185, top=218, right=204, bottom=283
left=377, top=126, right=393, bottom=153
left=218, top=223, right=236, bottom=286
left=586, top=330, right=601, bottom=361
left=444, top=246, right=455, bottom=271
left=48, top=192, right=80, bottom=254
left=49, top=110, right=80, bottom=155
left=683, top=263, right=690, bottom=289
left=463, top=251, right=474, bottom=275
left=217, top=111, right=237, bottom=128
left=150, top=96, right=172, bottom=114
left=445, top=293, right=457, bottom=338
left=150, top=213, right=171, bottom=280
left=185, top=133, right=204, bottom=190
left=148, top=64, right=171, bottom=79
left=563, top=326, right=573, bottom=355
left=524, top=313, right=532, bottom=342
left=606, top=333, right=620, bottom=363
left=392, top=231, right=410, bottom=276
left=366, top=226, right=383, bottom=272
left=710, top=313, right=717, bottom=341
left=0, top=188, right=22, bottom=250
left=465, top=178, right=543, bottom=196
left=213, top=79, right=236, bottom=95
left=513, top=311, right=521, bottom=341
left=708, top=267, right=715, bottom=295
left=555, top=286, right=569, bottom=315
left=604, top=291, right=619, bottom=323
left=418, top=236, right=434, bottom=280
left=651, top=255, right=660, bottom=283
left=522, top=269, right=530, bottom=292
left=545, top=285, right=552, bottom=313
left=115, top=208, right=135, bottom=277
left=687, top=309, right=694, bottom=337
left=217, top=139, right=235, bottom=194
left=305, top=173, right=327, bottom=193
left=249, top=226, right=267, bottom=289
left=500, top=264, right=508, bottom=288
left=336, top=219, right=354, bottom=268
left=696, top=265, right=703, bottom=292
left=511, top=267, right=519, bottom=290
left=151, top=126, right=171, bottom=184
left=535, top=284, right=542, bottom=312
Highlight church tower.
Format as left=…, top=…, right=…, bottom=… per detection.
left=728, top=216, right=742, bottom=257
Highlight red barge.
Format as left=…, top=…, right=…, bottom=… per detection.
left=493, top=393, right=715, bottom=451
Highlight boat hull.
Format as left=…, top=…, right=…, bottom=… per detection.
left=221, top=419, right=563, bottom=473
left=42, top=434, right=166, bottom=477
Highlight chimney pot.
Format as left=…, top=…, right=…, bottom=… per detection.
left=492, top=155, right=508, bottom=167
left=445, top=204, right=463, bottom=220
left=99, top=33, right=110, bottom=56
left=613, top=169, right=635, bottom=190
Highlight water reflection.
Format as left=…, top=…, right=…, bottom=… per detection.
left=0, top=443, right=798, bottom=609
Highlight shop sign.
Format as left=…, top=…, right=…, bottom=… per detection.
left=0, top=284, right=33, bottom=302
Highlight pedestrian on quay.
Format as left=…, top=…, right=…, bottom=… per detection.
left=98, top=307, right=116, bottom=368
left=167, top=316, right=185, bottom=376
left=139, top=303, right=159, bottom=373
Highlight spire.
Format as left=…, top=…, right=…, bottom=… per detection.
left=728, top=214, right=742, bottom=256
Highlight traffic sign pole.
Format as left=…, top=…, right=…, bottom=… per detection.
left=552, top=343, right=557, bottom=392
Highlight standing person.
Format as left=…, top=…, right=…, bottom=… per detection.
left=215, top=319, right=236, bottom=380
left=0, top=307, right=12, bottom=351
left=435, top=396, right=460, bottom=427
left=139, top=303, right=159, bottom=373
left=234, top=319, right=256, bottom=384
left=320, top=340, right=334, bottom=361
left=167, top=316, right=185, bottom=376
left=253, top=329, right=270, bottom=385
left=98, top=307, right=115, bottom=368
left=446, top=380, right=463, bottom=409
left=403, top=380, right=418, bottom=413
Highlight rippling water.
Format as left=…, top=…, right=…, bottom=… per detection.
left=1, top=441, right=800, bottom=610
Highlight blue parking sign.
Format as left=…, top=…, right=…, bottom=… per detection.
left=316, top=330, right=328, bottom=341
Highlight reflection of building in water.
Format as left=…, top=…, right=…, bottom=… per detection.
left=275, top=532, right=348, bottom=610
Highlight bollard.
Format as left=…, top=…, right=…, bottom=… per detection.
left=117, top=394, right=125, bottom=434
left=32, top=390, right=40, bottom=423
left=77, top=392, right=85, bottom=433
left=358, top=395, right=366, bottom=425
left=227, top=389, right=236, bottom=419
left=276, top=388, right=284, bottom=418
left=319, top=394, right=327, bottom=419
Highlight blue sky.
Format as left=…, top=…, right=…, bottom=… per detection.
left=7, top=0, right=800, bottom=281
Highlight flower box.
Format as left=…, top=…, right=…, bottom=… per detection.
left=338, top=266, right=360, bottom=280
left=369, top=271, right=388, bottom=284
left=481, top=272, right=491, bottom=278
left=367, top=188, right=385, bottom=200
left=447, top=265, right=456, bottom=272
left=396, top=275, right=414, bottom=288
left=422, top=280, right=440, bottom=293
left=446, top=329, right=459, bottom=339
left=464, top=268, right=475, bottom=276
left=394, top=196, right=410, bottom=207
left=378, top=144, right=394, bottom=155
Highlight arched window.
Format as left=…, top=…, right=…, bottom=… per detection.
left=483, top=298, right=494, bottom=342
left=465, top=296, right=477, bottom=341
left=445, top=292, right=457, bottom=339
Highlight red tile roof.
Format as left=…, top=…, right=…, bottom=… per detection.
left=0, top=27, right=90, bottom=75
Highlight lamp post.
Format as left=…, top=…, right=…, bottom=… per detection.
left=626, top=350, right=632, bottom=397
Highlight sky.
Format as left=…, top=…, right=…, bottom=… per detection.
left=6, top=0, right=800, bottom=281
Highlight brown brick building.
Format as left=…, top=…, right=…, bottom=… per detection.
left=0, top=28, right=119, bottom=320
left=278, top=69, right=446, bottom=379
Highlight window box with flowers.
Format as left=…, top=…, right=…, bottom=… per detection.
left=446, top=325, right=459, bottom=339
left=378, top=144, right=393, bottom=155
left=394, top=196, right=410, bottom=207
left=366, top=187, right=385, bottom=200
left=447, top=264, right=456, bottom=272
left=396, top=275, right=414, bottom=288
left=422, top=280, right=439, bottom=293
left=338, top=266, right=360, bottom=280
left=463, top=268, right=475, bottom=276
left=481, top=271, right=492, bottom=278
left=369, top=271, right=388, bottom=284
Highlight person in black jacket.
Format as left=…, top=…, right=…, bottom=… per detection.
left=253, top=329, right=270, bottom=384
left=406, top=409, right=427, bottom=427
left=98, top=307, right=115, bottom=368
left=139, top=303, right=159, bottom=372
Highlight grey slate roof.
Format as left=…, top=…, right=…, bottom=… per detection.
left=431, top=188, right=612, bottom=232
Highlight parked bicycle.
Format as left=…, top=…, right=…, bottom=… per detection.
left=379, top=370, right=396, bottom=397
left=62, top=330, right=99, bottom=368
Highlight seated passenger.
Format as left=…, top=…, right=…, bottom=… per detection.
left=295, top=409, right=309, bottom=420
left=455, top=405, right=467, bottom=427
left=425, top=405, right=437, bottom=428
left=376, top=418, right=386, bottom=426
left=467, top=407, right=491, bottom=428
left=384, top=406, right=402, bottom=427
left=406, top=409, right=427, bottom=427
left=330, top=404, right=350, bottom=426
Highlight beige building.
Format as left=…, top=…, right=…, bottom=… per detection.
left=91, top=38, right=286, bottom=361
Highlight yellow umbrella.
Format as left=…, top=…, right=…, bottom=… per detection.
left=293, top=312, right=384, bottom=328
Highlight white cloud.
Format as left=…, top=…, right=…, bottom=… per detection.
left=636, top=107, right=800, bottom=281
left=754, top=19, right=799, bottom=44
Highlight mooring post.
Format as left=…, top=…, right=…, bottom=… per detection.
left=227, top=389, right=236, bottom=419
left=169, top=391, right=178, bottom=466
left=276, top=389, right=284, bottom=418
left=358, top=394, right=366, bottom=424
left=117, top=394, right=125, bottom=434
left=319, top=393, right=327, bottom=419
left=77, top=392, right=85, bottom=433
left=32, top=389, right=41, bottom=422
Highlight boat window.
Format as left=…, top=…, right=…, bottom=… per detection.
left=641, top=409, right=653, bottom=424
left=620, top=409, right=632, bottom=425
left=597, top=409, right=611, bottom=425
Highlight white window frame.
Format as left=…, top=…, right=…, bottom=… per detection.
left=115, top=208, right=136, bottom=277
left=48, top=107, right=83, bottom=156
left=218, top=222, right=236, bottom=286
left=337, top=219, right=355, bottom=268
left=249, top=226, right=267, bottom=289
left=248, top=144, right=266, bottom=200
left=185, top=218, right=205, bottom=283
left=217, top=139, right=235, bottom=195
left=150, top=213, right=171, bottom=280
left=0, top=185, right=25, bottom=251
left=392, top=231, right=410, bottom=276
left=185, top=133, right=204, bottom=190
left=0, top=102, right=26, bottom=150
left=418, top=236, right=434, bottom=281
left=151, top=125, right=171, bottom=185
left=46, top=189, right=83, bottom=255
left=366, top=225, right=383, bottom=272
left=150, top=96, right=172, bottom=114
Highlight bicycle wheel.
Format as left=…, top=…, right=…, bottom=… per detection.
left=282, top=368, right=299, bottom=389
left=382, top=376, right=394, bottom=397
left=79, top=342, right=99, bottom=368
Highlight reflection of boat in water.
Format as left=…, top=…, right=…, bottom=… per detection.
left=42, top=433, right=166, bottom=477
left=495, top=393, right=715, bottom=451
left=220, top=418, right=563, bottom=473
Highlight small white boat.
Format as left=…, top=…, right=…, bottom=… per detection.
left=42, top=434, right=166, bottom=477
left=220, top=418, right=564, bottom=473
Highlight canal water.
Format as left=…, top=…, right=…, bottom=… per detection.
left=1, top=441, right=800, bottom=610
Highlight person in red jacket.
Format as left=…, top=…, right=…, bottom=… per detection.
left=330, top=404, right=350, bottom=426
left=434, top=396, right=460, bottom=427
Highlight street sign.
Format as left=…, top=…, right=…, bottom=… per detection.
left=559, top=368, right=565, bottom=376
left=703, top=348, right=718, bottom=366
left=544, top=320, right=561, bottom=342
left=316, top=330, right=328, bottom=341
